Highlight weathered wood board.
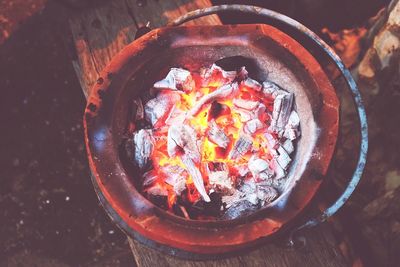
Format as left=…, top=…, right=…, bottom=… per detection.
left=65, top=0, right=348, bottom=266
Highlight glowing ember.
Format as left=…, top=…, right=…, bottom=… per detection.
left=130, top=64, right=300, bottom=219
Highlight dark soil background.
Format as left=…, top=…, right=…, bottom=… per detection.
left=0, top=0, right=390, bottom=266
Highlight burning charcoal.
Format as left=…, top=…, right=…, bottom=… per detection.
left=244, top=119, right=264, bottom=135
left=167, top=124, right=201, bottom=162
left=200, top=64, right=237, bottom=87
left=269, top=90, right=294, bottom=133
left=208, top=102, right=230, bottom=120
left=262, top=80, right=281, bottom=97
left=221, top=200, right=258, bottom=220
left=229, top=134, right=252, bottom=160
left=206, top=162, right=233, bottom=193
left=132, top=98, right=144, bottom=121
left=165, top=105, right=186, bottom=126
left=234, top=108, right=253, bottom=122
left=242, top=77, right=262, bottom=91
left=162, top=165, right=187, bottom=195
left=153, top=68, right=195, bottom=92
left=142, top=170, right=157, bottom=187
left=133, top=129, right=154, bottom=169
left=144, top=91, right=181, bottom=127
left=281, top=139, right=294, bottom=154
left=233, top=98, right=259, bottom=110
left=207, top=120, right=230, bottom=148
left=181, top=155, right=210, bottom=202
left=276, top=146, right=292, bottom=170
left=257, top=185, right=278, bottom=205
left=188, top=82, right=239, bottom=117
left=248, top=156, right=273, bottom=180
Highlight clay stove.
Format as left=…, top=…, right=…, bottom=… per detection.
left=84, top=23, right=341, bottom=258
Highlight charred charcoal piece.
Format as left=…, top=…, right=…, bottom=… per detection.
left=262, top=80, right=281, bottom=96
left=276, top=146, right=292, bottom=170
left=144, top=91, right=180, bottom=127
left=281, top=138, right=294, bottom=154
left=270, top=90, right=294, bottom=133
left=133, top=129, right=154, bottom=169
left=248, top=156, right=273, bottom=180
left=257, top=185, right=278, bottom=205
left=207, top=120, right=230, bottom=148
left=229, top=134, right=252, bottom=160
left=221, top=200, right=258, bottom=220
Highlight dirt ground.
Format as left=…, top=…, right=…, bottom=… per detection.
left=0, top=0, right=134, bottom=266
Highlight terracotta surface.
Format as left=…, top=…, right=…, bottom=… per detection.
left=84, top=24, right=339, bottom=256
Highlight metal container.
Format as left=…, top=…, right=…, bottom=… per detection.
left=83, top=5, right=368, bottom=259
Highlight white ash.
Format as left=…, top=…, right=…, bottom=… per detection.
left=153, top=68, right=195, bottom=92
left=133, top=129, right=154, bottom=169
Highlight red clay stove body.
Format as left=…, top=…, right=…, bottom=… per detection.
left=84, top=24, right=339, bottom=258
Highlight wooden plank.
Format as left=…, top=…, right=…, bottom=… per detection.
left=65, top=1, right=348, bottom=266
left=68, top=0, right=220, bottom=97
left=128, top=224, right=347, bottom=267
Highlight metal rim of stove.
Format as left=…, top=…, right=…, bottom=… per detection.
left=84, top=5, right=368, bottom=259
